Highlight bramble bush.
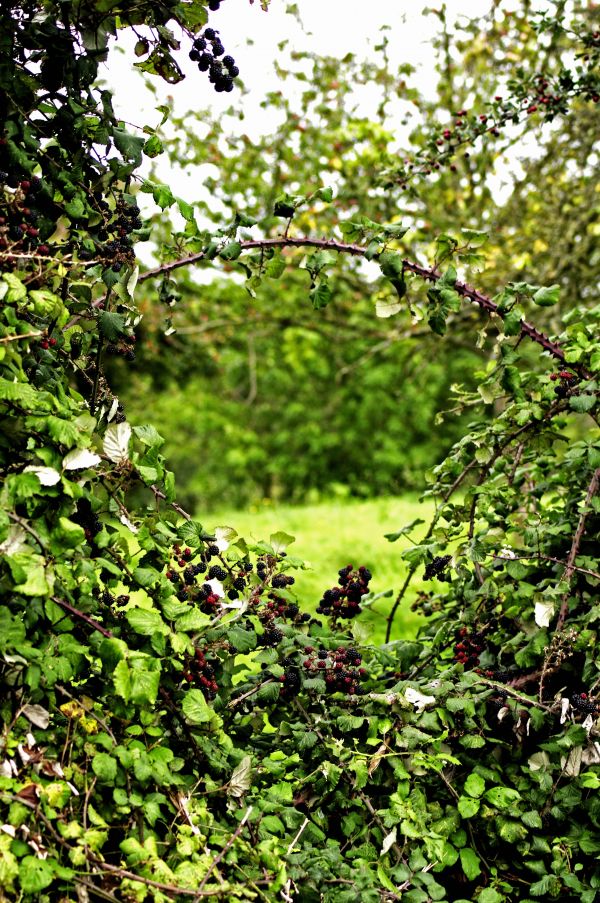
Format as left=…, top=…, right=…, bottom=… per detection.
left=0, top=2, right=599, bottom=901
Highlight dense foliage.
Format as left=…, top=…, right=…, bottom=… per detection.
left=1, top=2, right=599, bottom=902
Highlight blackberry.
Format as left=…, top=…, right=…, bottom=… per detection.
left=193, top=37, right=207, bottom=51
left=233, top=576, right=246, bottom=591
left=198, top=584, right=213, bottom=599
left=204, top=28, right=217, bottom=41
left=261, top=628, right=283, bottom=647
left=318, top=649, right=328, bottom=660
left=271, top=574, right=287, bottom=588
left=197, top=53, right=211, bottom=72
left=209, top=0, right=222, bottom=10
left=286, top=603, right=299, bottom=618
left=208, top=564, right=228, bottom=581
left=424, top=555, right=452, bottom=580
left=194, top=562, right=207, bottom=575
left=223, top=55, right=235, bottom=67
left=572, top=694, right=599, bottom=714
left=183, top=567, right=196, bottom=584
left=208, top=544, right=220, bottom=556
left=227, top=588, right=239, bottom=600
left=212, top=42, right=225, bottom=57
left=228, top=65, right=240, bottom=78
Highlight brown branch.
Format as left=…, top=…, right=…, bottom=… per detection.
left=556, top=467, right=600, bottom=632
left=492, top=553, right=600, bottom=582
left=51, top=596, right=113, bottom=638
left=137, top=236, right=569, bottom=365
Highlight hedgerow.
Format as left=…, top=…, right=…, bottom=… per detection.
left=0, top=2, right=599, bottom=901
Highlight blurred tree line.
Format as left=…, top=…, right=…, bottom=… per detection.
left=109, top=0, right=599, bottom=509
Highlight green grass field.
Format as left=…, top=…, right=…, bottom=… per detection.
left=208, top=495, right=434, bottom=643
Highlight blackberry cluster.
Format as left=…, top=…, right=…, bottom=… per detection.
left=424, top=555, right=452, bottom=581
left=208, top=564, right=228, bottom=581
left=189, top=28, right=239, bottom=93
left=260, top=628, right=283, bottom=647
left=0, top=174, right=50, bottom=262
left=550, top=370, right=577, bottom=399
left=106, top=334, right=136, bottom=362
left=280, top=667, right=301, bottom=699
left=261, top=593, right=304, bottom=624
left=316, top=565, right=372, bottom=620
left=571, top=693, right=599, bottom=715
left=183, top=648, right=219, bottom=700
left=73, top=498, right=102, bottom=544
left=454, top=627, right=485, bottom=668
left=271, top=573, right=295, bottom=589
left=302, top=646, right=367, bottom=696
left=87, top=196, right=140, bottom=271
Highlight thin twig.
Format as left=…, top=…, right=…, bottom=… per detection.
left=197, top=806, right=253, bottom=893
left=556, top=467, right=600, bottom=632
left=286, top=817, right=309, bottom=856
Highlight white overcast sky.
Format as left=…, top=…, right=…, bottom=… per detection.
left=103, top=0, right=553, bottom=218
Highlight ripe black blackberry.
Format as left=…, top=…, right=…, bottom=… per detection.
left=286, top=603, right=299, bottom=618
left=208, top=564, right=227, bottom=581
left=424, top=555, right=452, bottom=580
left=261, top=628, right=283, bottom=647
left=233, top=576, right=246, bottom=591
left=227, top=588, right=239, bottom=600
left=208, top=544, right=220, bottom=556
left=572, top=693, right=598, bottom=714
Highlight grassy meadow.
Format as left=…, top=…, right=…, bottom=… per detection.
left=208, top=494, right=434, bottom=644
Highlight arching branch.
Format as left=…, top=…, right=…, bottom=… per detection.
left=139, top=235, right=569, bottom=365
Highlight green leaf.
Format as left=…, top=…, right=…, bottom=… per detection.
left=460, top=847, right=482, bottom=880
left=484, top=787, right=521, bottom=809
left=570, top=394, right=596, bottom=414
left=228, top=626, right=257, bottom=653
left=181, top=689, right=212, bottom=724
left=269, top=531, right=295, bottom=554
left=19, top=856, right=54, bottom=894
left=310, top=279, right=332, bottom=310
left=92, top=752, right=117, bottom=783
left=144, top=135, right=163, bottom=158
left=113, top=127, right=145, bottom=165
left=126, top=608, right=167, bottom=636
left=98, top=311, right=126, bottom=341
left=219, top=241, right=242, bottom=261
left=457, top=796, right=480, bottom=818
left=532, top=284, right=560, bottom=307
left=464, top=772, right=485, bottom=798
